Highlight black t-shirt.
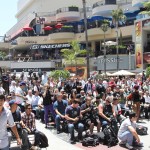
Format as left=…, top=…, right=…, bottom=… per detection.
left=132, top=91, right=140, bottom=102
left=12, top=110, right=21, bottom=122
left=43, top=90, right=52, bottom=105
left=81, top=103, right=94, bottom=118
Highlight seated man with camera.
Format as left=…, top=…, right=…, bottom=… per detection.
left=81, top=96, right=101, bottom=135
left=98, top=96, right=116, bottom=128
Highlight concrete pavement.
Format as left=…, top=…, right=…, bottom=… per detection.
left=36, top=119, right=150, bottom=150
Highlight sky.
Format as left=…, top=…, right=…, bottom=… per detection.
left=0, top=0, right=18, bottom=36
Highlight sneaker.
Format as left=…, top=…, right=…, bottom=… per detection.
left=133, top=142, right=144, bottom=147
left=70, top=138, right=76, bottom=144
left=119, top=141, right=126, bottom=145
left=30, top=146, right=38, bottom=150
left=125, top=143, right=133, bottom=149
left=57, top=130, right=61, bottom=134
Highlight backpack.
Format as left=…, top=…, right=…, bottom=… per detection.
left=82, top=136, right=99, bottom=147
left=35, top=131, right=49, bottom=148
left=136, top=124, right=148, bottom=135
left=102, top=125, right=119, bottom=148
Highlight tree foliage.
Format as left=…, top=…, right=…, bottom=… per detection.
left=100, top=19, right=110, bottom=33
left=61, top=40, right=87, bottom=66
left=112, top=8, right=126, bottom=25
left=146, top=66, right=150, bottom=78
left=49, top=70, right=70, bottom=80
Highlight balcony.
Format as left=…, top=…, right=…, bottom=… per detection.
left=56, top=7, right=80, bottom=22
left=92, top=1, right=118, bottom=16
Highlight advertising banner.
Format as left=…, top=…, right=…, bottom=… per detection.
left=135, top=44, right=142, bottom=68
left=135, top=21, right=143, bottom=69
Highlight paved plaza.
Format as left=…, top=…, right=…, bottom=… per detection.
left=10, top=118, right=150, bottom=150
left=35, top=119, right=150, bottom=150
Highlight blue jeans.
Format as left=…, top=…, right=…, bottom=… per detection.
left=118, top=130, right=133, bottom=146
left=68, top=123, right=84, bottom=140
left=1, top=145, right=9, bottom=150
left=44, top=104, right=56, bottom=125
left=55, top=115, right=64, bottom=131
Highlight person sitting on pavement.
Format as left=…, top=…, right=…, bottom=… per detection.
left=143, top=90, right=150, bottom=119
left=9, top=100, right=34, bottom=150
left=65, top=99, right=84, bottom=144
left=118, top=111, right=143, bottom=149
left=98, top=95, right=116, bottom=129
left=53, top=92, right=68, bottom=134
left=0, top=94, right=21, bottom=150
left=81, top=96, right=101, bottom=135
left=21, top=103, right=39, bottom=148
left=15, top=81, right=27, bottom=112
left=31, top=90, right=41, bottom=119
left=112, top=97, right=126, bottom=124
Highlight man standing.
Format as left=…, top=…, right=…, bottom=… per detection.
left=0, top=94, right=21, bottom=150
left=53, top=93, right=68, bottom=134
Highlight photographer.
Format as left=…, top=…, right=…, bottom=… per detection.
left=98, top=96, right=115, bottom=128
left=43, top=84, right=55, bottom=128
left=81, top=97, right=101, bottom=135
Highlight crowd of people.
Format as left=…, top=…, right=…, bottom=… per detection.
left=0, top=70, right=149, bottom=150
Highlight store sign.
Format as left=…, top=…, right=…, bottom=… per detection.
left=11, top=68, right=54, bottom=72
left=98, top=57, right=121, bottom=63
left=30, top=43, right=71, bottom=50
left=97, top=55, right=135, bottom=70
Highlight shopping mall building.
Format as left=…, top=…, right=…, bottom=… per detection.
left=0, top=0, right=150, bottom=76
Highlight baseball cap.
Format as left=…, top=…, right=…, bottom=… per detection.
left=19, top=81, right=26, bottom=86
left=134, top=85, right=139, bottom=90
left=9, top=100, right=18, bottom=106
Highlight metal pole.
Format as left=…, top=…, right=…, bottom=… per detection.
left=129, top=50, right=131, bottom=70
left=82, top=0, right=90, bottom=79
left=104, top=32, right=106, bottom=76
left=116, top=23, right=119, bottom=71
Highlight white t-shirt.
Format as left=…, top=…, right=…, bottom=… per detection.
left=113, top=104, right=121, bottom=115
left=38, top=97, right=43, bottom=105
left=144, top=95, right=150, bottom=104
left=118, top=118, right=136, bottom=137
left=26, top=95, right=34, bottom=104
left=31, top=95, right=40, bottom=106
left=15, top=87, right=24, bottom=104
left=0, top=87, right=5, bottom=95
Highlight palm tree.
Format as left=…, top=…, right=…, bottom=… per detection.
left=100, top=19, right=110, bottom=76
left=61, top=40, right=87, bottom=75
left=112, top=8, right=126, bottom=70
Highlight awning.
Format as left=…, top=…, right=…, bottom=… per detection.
left=43, top=26, right=53, bottom=30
